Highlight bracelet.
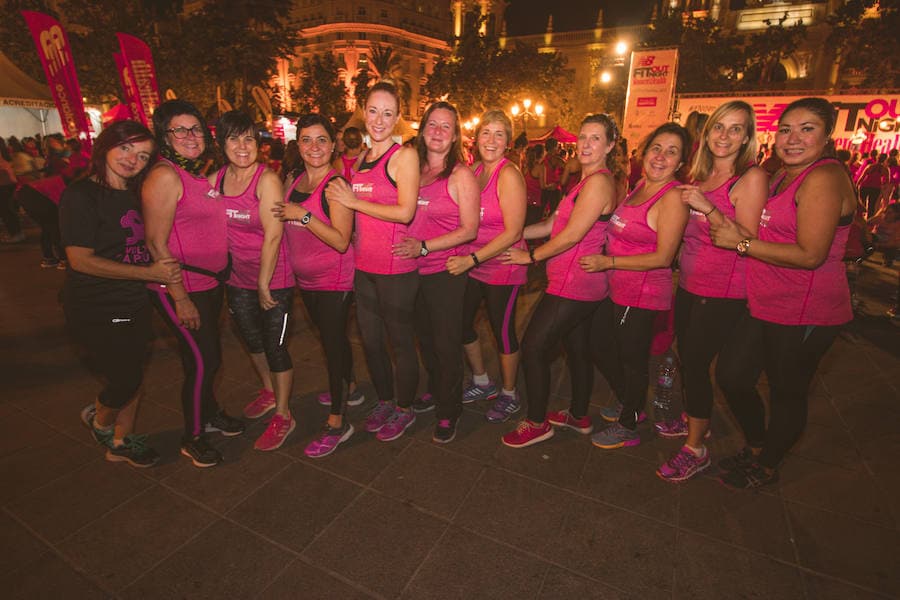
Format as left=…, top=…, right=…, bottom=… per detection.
left=470, top=253, right=480, bottom=267
left=704, top=206, right=717, bottom=216
left=528, top=247, right=537, bottom=264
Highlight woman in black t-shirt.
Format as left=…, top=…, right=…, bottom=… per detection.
left=60, top=121, right=181, bottom=468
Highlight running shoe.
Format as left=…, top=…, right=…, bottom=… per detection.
left=181, top=435, right=222, bottom=468
left=720, top=463, right=779, bottom=490
left=591, top=422, right=641, bottom=449
left=432, top=418, right=457, bottom=444
left=547, top=409, right=593, bottom=434
left=411, top=392, right=435, bottom=413
left=40, top=258, right=60, bottom=269
left=79, top=404, right=113, bottom=446
left=501, top=420, right=554, bottom=448
left=463, top=380, right=498, bottom=403
left=254, top=414, right=296, bottom=451
left=106, top=434, right=160, bottom=468
left=657, top=446, right=711, bottom=483
left=243, top=389, right=276, bottom=419
left=653, top=413, right=713, bottom=439
left=376, top=408, right=416, bottom=442
left=203, top=411, right=246, bottom=437
left=365, top=400, right=395, bottom=432
left=485, top=392, right=520, bottom=423
left=717, top=447, right=758, bottom=472
left=304, top=422, right=354, bottom=458
left=317, top=388, right=366, bottom=407
left=599, top=401, right=647, bottom=423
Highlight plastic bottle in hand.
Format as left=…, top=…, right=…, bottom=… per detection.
left=653, top=355, right=676, bottom=419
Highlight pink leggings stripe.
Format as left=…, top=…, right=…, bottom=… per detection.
left=501, top=285, right=520, bottom=354
left=155, top=290, right=205, bottom=437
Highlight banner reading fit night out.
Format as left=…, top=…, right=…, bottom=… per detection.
left=676, top=94, right=900, bottom=153
left=622, top=48, right=679, bottom=147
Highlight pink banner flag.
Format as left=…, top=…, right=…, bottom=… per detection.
left=20, top=10, right=92, bottom=150
left=112, top=52, right=139, bottom=123
left=116, top=33, right=160, bottom=127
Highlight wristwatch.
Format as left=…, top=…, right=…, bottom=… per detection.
left=736, top=238, right=752, bottom=256
left=300, top=211, right=312, bottom=226
left=419, top=240, right=429, bottom=257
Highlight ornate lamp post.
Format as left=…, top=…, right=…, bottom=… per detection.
left=510, top=98, right=544, bottom=138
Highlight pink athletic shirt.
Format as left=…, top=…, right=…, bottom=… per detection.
left=748, top=159, right=852, bottom=326
left=282, top=170, right=355, bottom=291
left=607, top=180, right=679, bottom=310
left=340, top=155, right=356, bottom=180
left=408, top=175, right=463, bottom=276
left=351, top=144, right=417, bottom=275
left=153, top=159, right=228, bottom=293
left=678, top=175, right=746, bottom=299
left=218, top=165, right=292, bottom=291
left=470, top=159, right=527, bottom=285
left=545, top=170, right=611, bottom=302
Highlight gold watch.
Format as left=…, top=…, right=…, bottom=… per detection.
left=736, top=238, right=752, bottom=256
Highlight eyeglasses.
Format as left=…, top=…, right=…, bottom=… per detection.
left=166, top=125, right=205, bottom=139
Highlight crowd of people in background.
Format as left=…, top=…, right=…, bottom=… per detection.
left=2, top=88, right=897, bottom=491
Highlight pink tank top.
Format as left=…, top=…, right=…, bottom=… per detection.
left=748, top=159, right=852, bottom=326
left=218, top=165, right=292, bottom=290
left=546, top=170, right=611, bottom=302
left=470, top=159, right=527, bottom=285
left=524, top=170, right=541, bottom=207
left=351, top=144, right=417, bottom=275
left=408, top=176, right=462, bottom=276
left=341, top=155, right=356, bottom=180
left=607, top=180, right=679, bottom=310
left=282, top=170, right=355, bottom=291
left=157, top=160, right=228, bottom=293
left=679, top=175, right=745, bottom=299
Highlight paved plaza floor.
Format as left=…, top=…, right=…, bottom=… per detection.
left=2, top=223, right=899, bottom=599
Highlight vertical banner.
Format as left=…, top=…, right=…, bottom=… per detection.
left=116, top=33, right=160, bottom=126
left=20, top=11, right=92, bottom=149
left=112, top=52, right=138, bottom=123
left=622, top=48, right=679, bottom=147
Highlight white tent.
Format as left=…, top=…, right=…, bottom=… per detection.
left=0, top=50, right=63, bottom=138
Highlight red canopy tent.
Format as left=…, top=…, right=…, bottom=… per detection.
left=529, top=124, right=577, bottom=144
left=100, top=103, right=133, bottom=128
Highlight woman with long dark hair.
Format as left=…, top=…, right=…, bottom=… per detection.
left=63, top=120, right=181, bottom=467
left=711, top=97, right=856, bottom=488
left=143, top=99, right=245, bottom=468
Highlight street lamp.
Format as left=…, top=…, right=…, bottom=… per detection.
left=510, top=98, right=544, bottom=137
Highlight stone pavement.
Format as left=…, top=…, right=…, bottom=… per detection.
left=1, top=225, right=899, bottom=600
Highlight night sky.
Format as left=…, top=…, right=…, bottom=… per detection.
left=503, top=0, right=658, bottom=35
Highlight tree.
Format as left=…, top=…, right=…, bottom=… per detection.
left=827, top=0, right=900, bottom=89
left=738, top=12, right=806, bottom=89
left=368, top=44, right=412, bottom=109
left=293, top=53, right=349, bottom=122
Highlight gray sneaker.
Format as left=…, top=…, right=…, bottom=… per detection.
left=599, top=401, right=647, bottom=424
left=463, top=380, right=498, bottom=404
left=591, top=422, right=641, bottom=449
left=485, top=392, right=520, bottom=423
left=80, top=404, right=113, bottom=446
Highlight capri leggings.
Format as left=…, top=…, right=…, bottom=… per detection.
left=152, top=286, right=224, bottom=438
left=673, top=287, right=748, bottom=420
left=461, top=277, right=521, bottom=354
left=67, top=305, right=153, bottom=409
left=354, top=270, right=419, bottom=408
left=610, top=303, right=659, bottom=430
left=300, top=289, right=355, bottom=416
left=226, top=285, right=294, bottom=373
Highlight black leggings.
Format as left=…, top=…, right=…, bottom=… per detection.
left=716, top=314, right=840, bottom=469
left=300, top=289, right=355, bottom=415
left=152, top=286, right=224, bottom=438
left=67, top=305, right=153, bottom=409
left=17, top=186, right=62, bottom=259
left=416, top=271, right=468, bottom=420
left=354, top=270, right=419, bottom=408
left=522, top=294, right=599, bottom=422
left=859, top=186, right=880, bottom=218
left=0, top=183, right=21, bottom=237
left=611, top=303, right=659, bottom=430
left=226, top=285, right=294, bottom=373
left=462, top=278, right=521, bottom=354
left=674, top=287, right=749, bottom=420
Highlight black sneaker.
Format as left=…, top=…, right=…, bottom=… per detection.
left=717, top=446, right=757, bottom=472
left=412, top=393, right=435, bottom=413
left=720, top=462, right=779, bottom=489
left=106, top=435, right=160, bottom=468
left=80, top=404, right=114, bottom=446
left=181, top=435, right=223, bottom=468
left=432, top=417, right=457, bottom=444
left=203, top=411, right=246, bottom=437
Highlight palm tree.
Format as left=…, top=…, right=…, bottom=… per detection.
left=368, top=44, right=412, bottom=112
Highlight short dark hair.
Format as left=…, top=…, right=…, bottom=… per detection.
left=342, top=127, right=363, bottom=149
left=90, top=120, right=156, bottom=189
left=780, top=97, right=837, bottom=137
left=152, top=99, right=212, bottom=152
left=215, top=110, right=259, bottom=149
left=297, top=114, right=337, bottom=143
left=640, top=122, right=691, bottom=179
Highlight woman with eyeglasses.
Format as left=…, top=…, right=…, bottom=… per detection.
left=143, top=99, right=246, bottom=468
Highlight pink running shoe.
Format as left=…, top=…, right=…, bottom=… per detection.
left=376, top=408, right=416, bottom=442
left=254, top=414, right=296, bottom=451
left=657, top=445, right=711, bottom=483
left=365, top=401, right=396, bottom=432
left=654, top=413, right=711, bottom=439
left=304, top=422, right=354, bottom=458
left=243, top=389, right=276, bottom=419
left=547, top=409, right=593, bottom=434
left=501, top=420, right=554, bottom=448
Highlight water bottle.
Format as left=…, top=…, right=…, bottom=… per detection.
left=653, top=355, right=676, bottom=417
